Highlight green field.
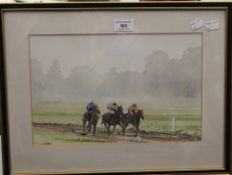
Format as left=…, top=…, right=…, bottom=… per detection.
left=32, top=100, right=201, bottom=144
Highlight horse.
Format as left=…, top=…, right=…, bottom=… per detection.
left=82, top=105, right=101, bottom=136
left=122, top=109, right=144, bottom=137
left=101, top=106, right=124, bottom=136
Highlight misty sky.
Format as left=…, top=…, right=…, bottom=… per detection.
left=29, top=34, right=202, bottom=77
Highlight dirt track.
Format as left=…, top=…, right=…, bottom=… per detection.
left=33, top=122, right=201, bottom=142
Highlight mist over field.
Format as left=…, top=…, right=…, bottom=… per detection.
left=30, top=35, right=202, bottom=143
left=30, top=34, right=202, bottom=114
left=30, top=51, right=201, bottom=114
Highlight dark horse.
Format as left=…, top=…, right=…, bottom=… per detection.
left=101, top=106, right=124, bottom=136
left=122, top=109, right=144, bottom=137
left=82, top=105, right=101, bottom=136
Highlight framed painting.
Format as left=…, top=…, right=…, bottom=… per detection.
left=0, top=1, right=231, bottom=175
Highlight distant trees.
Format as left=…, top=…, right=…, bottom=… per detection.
left=31, top=59, right=45, bottom=98
left=143, top=47, right=201, bottom=98
left=31, top=47, right=201, bottom=101
left=44, top=59, right=64, bottom=97
left=145, top=50, right=169, bottom=76
left=64, top=66, right=101, bottom=99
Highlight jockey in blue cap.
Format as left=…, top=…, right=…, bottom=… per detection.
left=86, top=101, right=96, bottom=118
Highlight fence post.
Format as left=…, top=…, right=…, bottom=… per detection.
left=171, top=116, right=176, bottom=132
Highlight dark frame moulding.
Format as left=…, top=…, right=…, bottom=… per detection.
left=0, top=1, right=231, bottom=175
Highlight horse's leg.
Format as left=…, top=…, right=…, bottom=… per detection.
left=107, top=125, right=111, bottom=136
left=93, top=118, right=98, bottom=136
left=87, top=121, right=91, bottom=131
left=103, top=122, right=110, bottom=136
left=88, top=125, right=91, bottom=133
left=122, top=123, right=125, bottom=135
left=135, top=126, right=138, bottom=137
left=122, top=123, right=129, bottom=136
left=93, top=123, right=96, bottom=136
left=120, top=121, right=125, bottom=135
left=88, top=121, right=91, bottom=133
left=103, top=122, right=107, bottom=130
left=112, top=124, right=116, bottom=134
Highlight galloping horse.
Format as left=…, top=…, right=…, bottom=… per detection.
left=101, top=106, right=124, bottom=136
left=122, top=109, right=144, bottom=136
left=82, top=105, right=101, bottom=136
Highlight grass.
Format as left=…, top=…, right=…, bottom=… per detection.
left=33, top=113, right=201, bottom=133
left=33, top=113, right=83, bottom=125
left=33, top=130, right=110, bottom=145
left=32, top=100, right=201, bottom=144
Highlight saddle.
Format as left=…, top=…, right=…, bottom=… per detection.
left=125, top=113, right=134, bottom=119
left=105, top=112, right=114, bottom=121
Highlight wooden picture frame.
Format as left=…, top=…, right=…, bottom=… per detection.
left=0, top=2, right=231, bottom=175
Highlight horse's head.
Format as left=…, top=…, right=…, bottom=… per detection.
left=118, top=105, right=123, bottom=113
left=138, top=109, right=144, bottom=120
left=93, top=105, right=101, bottom=114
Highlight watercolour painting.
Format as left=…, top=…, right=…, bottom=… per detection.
left=30, top=34, right=202, bottom=145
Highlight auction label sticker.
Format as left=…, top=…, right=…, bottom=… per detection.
left=190, top=17, right=204, bottom=31
left=114, top=19, right=134, bottom=32
left=205, top=19, right=220, bottom=31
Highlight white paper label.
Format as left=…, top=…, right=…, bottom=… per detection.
left=190, top=17, right=204, bottom=31
left=114, top=19, right=134, bottom=32
left=205, top=19, right=220, bottom=31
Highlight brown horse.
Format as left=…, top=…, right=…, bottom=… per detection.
left=101, top=106, right=124, bottom=136
left=82, top=105, right=101, bottom=136
left=122, top=109, right=144, bottom=137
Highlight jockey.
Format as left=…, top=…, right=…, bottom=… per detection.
left=128, top=103, right=138, bottom=114
left=107, top=102, right=118, bottom=114
left=86, top=101, right=96, bottom=116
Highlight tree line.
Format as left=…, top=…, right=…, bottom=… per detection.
left=31, top=47, right=201, bottom=101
